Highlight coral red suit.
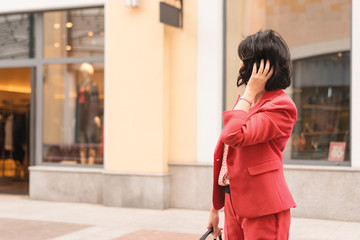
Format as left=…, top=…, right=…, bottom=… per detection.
left=212, top=89, right=297, bottom=219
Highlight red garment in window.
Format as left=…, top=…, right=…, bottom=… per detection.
left=78, top=86, right=85, bottom=104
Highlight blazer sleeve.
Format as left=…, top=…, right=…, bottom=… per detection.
left=219, top=98, right=297, bottom=148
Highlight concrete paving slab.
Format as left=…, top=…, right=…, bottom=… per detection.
left=115, top=230, right=201, bottom=240
left=0, top=194, right=360, bottom=239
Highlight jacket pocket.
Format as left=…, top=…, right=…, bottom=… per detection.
left=248, top=160, right=281, bottom=176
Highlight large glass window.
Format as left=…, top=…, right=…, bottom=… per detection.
left=43, top=63, right=104, bottom=165
left=42, top=7, right=104, bottom=166
left=292, top=52, right=350, bottom=161
left=0, top=13, right=35, bottom=60
left=0, top=7, right=104, bottom=168
left=225, top=0, right=351, bottom=164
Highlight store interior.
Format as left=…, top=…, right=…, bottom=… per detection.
left=0, top=67, right=31, bottom=195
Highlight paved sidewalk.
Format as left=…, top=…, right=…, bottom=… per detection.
left=1, top=194, right=360, bottom=240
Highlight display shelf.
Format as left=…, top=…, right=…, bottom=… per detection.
left=291, top=85, right=350, bottom=161
left=302, top=131, right=349, bottom=136
left=302, top=104, right=349, bottom=111
left=291, top=150, right=329, bottom=160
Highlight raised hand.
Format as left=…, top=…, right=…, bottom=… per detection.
left=244, top=59, right=274, bottom=102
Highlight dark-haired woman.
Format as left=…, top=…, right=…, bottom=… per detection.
left=207, top=30, right=297, bottom=240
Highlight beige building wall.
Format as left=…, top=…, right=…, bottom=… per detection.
left=164, top=0, right=198, bottom=163
left=105, top=0, right=167, bottom=173
left=105, top=0, right=198, bottom=173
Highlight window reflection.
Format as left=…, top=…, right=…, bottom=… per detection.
left=43, top=63, right=104, bottom=165
left=0, top=13, right=35, bottom=60
left=43, top=8, right=104, bottom=58
left=291, top=52, right=350, bottom=161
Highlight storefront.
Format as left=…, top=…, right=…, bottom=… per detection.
left=0, top=4, right=105, bottom=194
left=0, top=0, right=359, bottom=222
left=218, top=0, right=359, bottom=221
left=173, top=0, right=360, bottom=222
left=0, top=0, right=197, bottom=209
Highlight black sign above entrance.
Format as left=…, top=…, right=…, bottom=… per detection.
left=159, top=0, right=183, bottom=28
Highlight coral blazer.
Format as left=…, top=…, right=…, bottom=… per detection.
left=212, top=89, right=297, bottom=218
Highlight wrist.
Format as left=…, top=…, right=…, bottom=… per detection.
left=239, top=96, right=252, bottom=107
left=243, top=91, right=255, bottom=103
left=243, top=89, right=255, bottom=98
left=210, top=206, right=219, bottom=213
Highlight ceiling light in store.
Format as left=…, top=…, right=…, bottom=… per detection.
left=54, top=23, right=60, bottom=29
left=65, top=22, right=73, bottom=28
left=88, top=31, right=94, bottom=37
left=54, top=42, right=60, bottom=48
left=66, top=45, right=72, bottom=51
left=338, top=52, right=343, bottom=57
left=0, top=86, right=31, bottom=94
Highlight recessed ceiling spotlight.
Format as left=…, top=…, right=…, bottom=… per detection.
left=65, top=22, right=73, bottom=28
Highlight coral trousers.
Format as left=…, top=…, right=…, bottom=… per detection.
left=224, top=193, right=291, bottom=240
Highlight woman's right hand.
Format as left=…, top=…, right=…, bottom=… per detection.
left=243, top=59, right=273, bottom=102
left=207, top=205, right=222, bottom=237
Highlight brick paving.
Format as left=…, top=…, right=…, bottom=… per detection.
left=0, top=217, right=91, bottom=240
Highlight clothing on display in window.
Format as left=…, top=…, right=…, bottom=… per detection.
left=75, top=62, right=101, bottom=165
left=0, top=112, right=27, bottom=163
left=75, top=83, right=99, bottom=144
left=12, top=113, right=26, bottom=163
left=4, top=114, right=13, bottom=151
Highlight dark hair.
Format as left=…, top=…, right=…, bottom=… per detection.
left=237, top=29, right=292, bottom=91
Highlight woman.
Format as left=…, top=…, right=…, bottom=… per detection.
left=207, top=30, right=297, bottom=240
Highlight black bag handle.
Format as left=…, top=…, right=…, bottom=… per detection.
left=199, top=227, right=223, bottom=240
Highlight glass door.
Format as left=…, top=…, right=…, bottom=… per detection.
left=0, top=67, right=33, bottom=194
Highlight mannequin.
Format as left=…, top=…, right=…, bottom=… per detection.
left=76, top=63, right=101, bottom=164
